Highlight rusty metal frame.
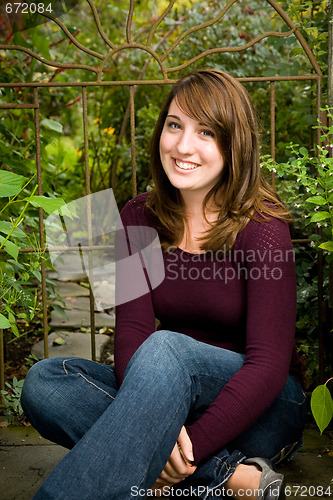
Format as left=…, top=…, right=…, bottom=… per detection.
left=0, top=0, right=324, bottom=390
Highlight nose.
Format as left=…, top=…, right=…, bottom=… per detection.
left=176, top=130, right=196, bottom=156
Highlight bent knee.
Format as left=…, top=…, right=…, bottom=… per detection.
left=143, top=329, right=190, bottom=350
left=21, top=357, right=66, bottom=410
left=126, top=330, right=193, bottom=375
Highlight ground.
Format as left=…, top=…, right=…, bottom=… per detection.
left=0, top=422, right=332, bottom=500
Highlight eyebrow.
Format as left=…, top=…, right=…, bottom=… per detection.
left=166, top=114, right=211, bottom=127
left=166, top=114, right=181, bottom=120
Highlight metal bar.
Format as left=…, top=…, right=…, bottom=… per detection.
left=36, top=11, right=104, bottom=60
left=34, top=88, right=49, bottom=360
left=82, top=86, right=96, bottom=361
left=270, top=81, right=276, bottom=189
left=147, top=0, right=176, bottom=47
left=162, top=0, right=239, bottom=61
left=166, top=28, right=298, bottom=73
left=0, top=75, right=320, bottom=89
left=129, top=86, right=137, bottom=198
left=0, top=45, right=98, bottom=74
left=96, top=43, right=167, bottom=81
left=0, top=299, right=4, bottom=391
left=0, top=245, right=114, bottom=253
left=0, top=103, right=39, bottom=109
left=318, top=244, right=325, bottom=383
left=86, top=0, right=116, bottom=50
left=126, top=0, right=135, bottom=44
left=266, top=0, right=322, bottom=78
left=315, top=76, right=325, bottom=382
left=316, top=77, right=323, bottom=154
left=0, top=238, right=314, bottom=256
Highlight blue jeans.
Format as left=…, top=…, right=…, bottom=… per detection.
left=21, top=330, right=307, bottom=500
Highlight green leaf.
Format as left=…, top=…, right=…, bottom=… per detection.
left=11, top=323, right=19, bottom=337
left=306, top=195, right=327, bottom=206
left=53, top=336, right=67, bottom=346
left=0, top=221, right=27, bottom=239
left=52, top=304, right=68, bottom=319
left=40, top=119, right=63, bottom=134
left=32, top=269, right=42, bottom=281
left=0, top=170, right=27, bottom=198
left=28, top=196, right=66, bottom=215
left=0, top=235, right=19, bottom=260
left=299, top=147, right=308, bottom=156
left=318, top=241, right=333, bottom=252
left=7, top=311, right=15, bottom=324
left=0, top=313, right=11, bottom=329
left=309, top=211, right=331, bottom=223
left=311, top=384, right=333, bottom=433
left=290, top=47, right=305, bottom=57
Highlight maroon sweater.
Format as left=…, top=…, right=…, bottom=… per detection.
left=114, top=192, right=303, bottom=464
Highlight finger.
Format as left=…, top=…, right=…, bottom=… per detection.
left=158, top=467, right=185, bottom=485
left=178, top=427, right=195, bottom=464
left=151, top=481, right=172, bottom=497
left=167, top=442, right=193, bottom=478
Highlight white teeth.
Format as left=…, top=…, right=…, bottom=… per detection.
left=175, top=160, right=198, bottom=170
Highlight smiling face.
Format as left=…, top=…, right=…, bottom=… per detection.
left=159, top=99, right=224, bottom=202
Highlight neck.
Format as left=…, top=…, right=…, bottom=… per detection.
left=180, top=190, right=218, bottom=219
left=180, top=190, right=206, bottom=217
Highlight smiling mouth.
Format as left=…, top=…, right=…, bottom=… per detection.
left=175, top=159, right=199, bottom=170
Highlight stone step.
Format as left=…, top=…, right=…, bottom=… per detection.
left=31, top=331, right=113, bottom=362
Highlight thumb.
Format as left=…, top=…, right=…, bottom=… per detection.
left=178, top=426, right=194, bottom=463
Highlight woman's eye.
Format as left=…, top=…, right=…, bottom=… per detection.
left=201, top=129, right=215, bottom=137
left=167, top=121, right=181, bottom=130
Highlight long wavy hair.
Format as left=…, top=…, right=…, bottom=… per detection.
left=145, top=69, right=292, bottom=252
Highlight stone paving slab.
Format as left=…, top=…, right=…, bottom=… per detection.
left=0, top=425, right=68, bottom=500
left=31, top=331, right=112, bottom=361
left=50, top=307, right=115, bottom=329
left=51, top=280, right=90, bottom=297
left=0, top=425, right=332, bottom=500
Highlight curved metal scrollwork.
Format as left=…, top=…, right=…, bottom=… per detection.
left=0, top=0, right=322, bottom=83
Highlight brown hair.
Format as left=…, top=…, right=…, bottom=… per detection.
left=146, top=69, right=292, bottom=252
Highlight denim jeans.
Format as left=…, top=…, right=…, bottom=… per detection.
left=21, top=330, right=307, bottom=500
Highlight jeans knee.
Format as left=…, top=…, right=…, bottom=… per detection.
left=138, top=330, right=185, bottom=360
left=21, top=358, right=64, bottom=414
left=126, top=330, right=191, bottom=379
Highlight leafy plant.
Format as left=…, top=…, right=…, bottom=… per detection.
left=262, top=108, right=333, bottom=426
left=0, top=169, right=69, bottom=337
left=0, top=376, right=25, bottom=424
left=263, top=107, right=333, bottom=255
left=311, top=379, right=333, bottom=433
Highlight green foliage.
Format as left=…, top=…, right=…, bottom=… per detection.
left=0, top=376, right=25, bottom=424
left=0, top=0, right=329, bottom=390
left=310, top=380, right=333, bottom=433
left=262, top=108, right=333, bottom=256
left=0, top=169, right=66, bottom=339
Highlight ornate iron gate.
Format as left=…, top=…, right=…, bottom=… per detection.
left=0, top=0, right=325, bottom=390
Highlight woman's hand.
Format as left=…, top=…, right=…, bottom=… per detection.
left=152, top=426, right=197, bottom=493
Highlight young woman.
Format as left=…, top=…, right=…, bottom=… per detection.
left=21, top=69, right=307, bottom=500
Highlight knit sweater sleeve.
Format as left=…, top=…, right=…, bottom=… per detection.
left=114, top=195, right=157, bottom=385
left=186, top=215, right=297, bottom=464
